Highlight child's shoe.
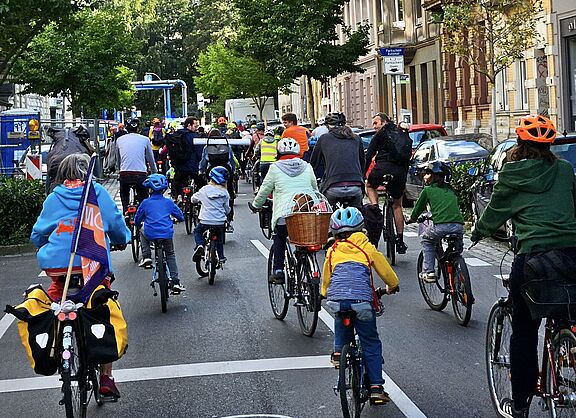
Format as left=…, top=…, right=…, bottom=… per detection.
left=99, top=375, right=120, bottom=398
left=192, top=246, right=204, bottom=262
left=330, top=352, right=341, bottom=368
left=419, top=271, right=437, bottom=283
left=172, top=283, right=186, bottom=293
left=139, top=258, right=153, bottom=268
left=369, top=385, right=390, bottom=404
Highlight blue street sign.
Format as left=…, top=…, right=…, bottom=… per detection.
left=379, top=47, right=405, bottom=56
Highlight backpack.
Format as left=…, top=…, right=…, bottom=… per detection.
left=151, top=127, right=164, bottom=146
left=389, top=125, right=413, bottom=163
left=165, top=130, right=192, bottom=162
left=206, top=137, right=230, bottom=167
left=46, top=126, right=94, bottom=183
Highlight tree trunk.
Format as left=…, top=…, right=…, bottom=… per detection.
left=306, top=76, right=316, bottom=128
left=491, top=84, right=497, bottom=148
left=252, top=96, right=268, bottom=121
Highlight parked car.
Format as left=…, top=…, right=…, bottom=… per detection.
left=404, top=137, right=491, bottom=203
left=356, top=123, right=448, bottom=151
left=467, top=133, right=576, bottom=239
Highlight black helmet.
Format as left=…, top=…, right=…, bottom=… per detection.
left=126, top=117, right=140, bottom=133
left=419, top=160, right=452, bottom=183
left=324, top=112, right=346, bottom=127
left=256, top=122, right=265, bottom=131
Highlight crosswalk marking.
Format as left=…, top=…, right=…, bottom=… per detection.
left=464, top=257, right=491, bottom=267
left=404, top=231, right=418, bottom=238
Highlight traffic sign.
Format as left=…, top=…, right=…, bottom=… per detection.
left=384, top=56, right=404, bottom=74
left=379, top=47, right=405, bottom=56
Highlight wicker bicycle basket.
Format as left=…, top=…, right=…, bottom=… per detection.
left=285, top=212, right=332, bottom=247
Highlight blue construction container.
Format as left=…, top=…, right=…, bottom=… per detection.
left=0, top=109, right=41, bottom=176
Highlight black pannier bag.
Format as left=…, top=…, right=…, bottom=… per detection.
left=521, top=249, right=576, bottom=320
left=363, top=203, right=383, bottom=247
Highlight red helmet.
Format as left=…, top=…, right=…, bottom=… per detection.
left=515, top=114, right=556, bottom=144
left=217, top=116, right=227, bottom=125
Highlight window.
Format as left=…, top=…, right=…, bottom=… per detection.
left=412, top=141, right=433, bottom=164
left=415, top=0, right=422, bottom=20
left=496, top=68, right=508, bottom=110
left=517, top=60, right=528, bottom=110
left=395, top=0, right=404, bottom=22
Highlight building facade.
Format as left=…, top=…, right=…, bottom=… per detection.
left=554, top=0, right=576, bottom=133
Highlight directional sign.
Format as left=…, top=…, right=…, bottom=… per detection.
left=384, top=56, right=404, bottom=75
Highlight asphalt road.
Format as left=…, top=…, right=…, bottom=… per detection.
left=0, top=179, right=535, bottom=418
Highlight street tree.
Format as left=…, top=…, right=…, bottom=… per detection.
left=234, top=0, right=370, bottom=127
left=442, top=0, right=542, bottom=146
left=195, top=43, right=289, bottom=120
left=11, top=9, right=139, bottom=117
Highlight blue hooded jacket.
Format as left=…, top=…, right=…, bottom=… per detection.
left=30, top=182, right=130, bottom=271
left=171, top=128, right=204, bottom=173
left=134, top=192, right=184, bottom=239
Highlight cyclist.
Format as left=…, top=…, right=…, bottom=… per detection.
left=245, top=122, right=265, bottom=162
left=253, top=129, right=278, bottom=188
left=172, top=116, right=205, bottom=199
left=250, top=138, right=319, bottom=284
left=281, top=113, right=311, bottom=159
left=191, top=166, right=231, bottom=264
left=322, top=207, right=399, bottom=403
left=470, top=114, right=576, bottom=417
left=406, top=161, right=464, bottom=283
left=365, top=113, right=410, bottom=254
left=149, top=117, right=165, bottom=162
left=116, top=117, right=157, bottom=216
left=310, top=112, right=365, bottom=210
left=134, top=174, right=186, bottom=292
left=30, top=153, right=130, bottom=398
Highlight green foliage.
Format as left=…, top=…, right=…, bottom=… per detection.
left=451, top=161, right=481, bottom=222
left=0, top=178, right=45, bottom=245
left=12, top=8, right=138, bottom=117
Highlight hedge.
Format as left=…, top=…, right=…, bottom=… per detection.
left=450, top=160, right=482, bottom=223
left=0, top=178, right=45, bottom=245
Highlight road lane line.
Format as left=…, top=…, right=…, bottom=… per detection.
left=0, top=314, right=16, bottom=341
left=0, top=355, right=332, bottom=393
left=464, top=257, right=491, bottom=267
left=403, top=231, right=418, bottom=238
left=493, top=274, right=510, bottom=280
left=250, top=239, right=427, bottom=418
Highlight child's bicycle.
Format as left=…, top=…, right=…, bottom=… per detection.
left=334, top=287, right=393, bottom=418
left=485, top=236, right=576, bottom=417
left=195, top=225, right=225, bottom=285
left=125, top=186, right=140, bottom=263
left=150, top=239, right=180, bottom=313
left=414, top=214, right=474, bottom=326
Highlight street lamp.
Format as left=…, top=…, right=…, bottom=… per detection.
left=144, top=72, right=161, bottom=82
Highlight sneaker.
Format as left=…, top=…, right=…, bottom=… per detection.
left=99, top=375, right=120, bottom=398
left=330, top=352, right=341, bottom=368
left=369, top=385, right=390, bottom=404
left=219, top=256, right=227, bottom=264
left=395, top=238, right=408, bottom=254
left=138, top=258, right=153, bottom=268
left=268, top=271, right=285, bottom=285
left=172, top=283, right=186, bottom=293
left=226, top=223, right=234, bottom=233
left=192, top=246, right=204, bottom=262
left=419, top=271, right=437, bottom=283
left=501, top=398, right=529, bottom=418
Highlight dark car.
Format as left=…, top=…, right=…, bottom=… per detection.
left=357, top=123, right=448, bottom=151
left=404, top=137, right=491, bottom=203
left=468, top=134, right=576, bottom=238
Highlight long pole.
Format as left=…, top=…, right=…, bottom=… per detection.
left=391, top=75, right=398, bottom=122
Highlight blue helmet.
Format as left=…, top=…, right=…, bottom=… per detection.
left=143, top=173, right=169, bottom=191
left=330, top=207, right=364, bottom=234
left=420, top=160, right=452, bottom=182
left=209, top=166, right=229, bottom=185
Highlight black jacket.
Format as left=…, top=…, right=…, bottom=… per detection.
left=365, top=124, right=403, bottom=172
left=310, top=126, right=365, bottom=194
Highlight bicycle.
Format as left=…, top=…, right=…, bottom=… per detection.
left=182, top=182, right=199, bottom=235
left=195, top=225, right=224, bottom=285
left=149, top=239, right=180, bottom=313
left=245, top=158, right=253, bottom=184
left=252, top=160, right=260, bottom=192
left=485, top=238, right=576, bottom=417
left=380, top=174, right=396, bottom=266
left=334, top=287, right=390, bottom=418
left=414, top=214, right=473, bottom=326
left=125, top=186, right=140, bottom=263
left=258, top=198, right=273, bottom=240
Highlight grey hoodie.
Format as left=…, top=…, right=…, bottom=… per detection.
left=191, top=184, right=231, bottom=225
left=275, top=158, right=308, bottom=177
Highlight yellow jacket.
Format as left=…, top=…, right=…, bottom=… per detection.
left=321, top=232, right=399, bottom=297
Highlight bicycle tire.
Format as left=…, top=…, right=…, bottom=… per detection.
left=208, top=240, right=217, bottom=285
left=545, top=328, right=576, bottom=416
left=296, top=254, right=319, bottom=337
left=130, top=224, right=140, bottom=263
left=451, top=257, right=473, bottom=326
left=61, top=331, right=87, bottom=418
left=384, top=203, right=396, bottom=265
left=485, top=301, right=513, bottom=418
left=195, top=246, right=209, bottom=277
left=339, top=343, right=361, bottom=418
left=417, top=251, right=448, bottom=311
left=192, top=204, right=199, bottom=227
left=185, top=204, right=193, bottom=235
left=156, top=245, right=168, bottom=313
left=267, top=244, right=289, bottom=320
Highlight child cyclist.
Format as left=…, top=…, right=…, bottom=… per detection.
left=322, top=207, right=399, bottom=404
left=135, top=173, right=186, bottom=293
left=406, top=161, right=465, bottom=283
left=192, top=166, right=231, bottom=264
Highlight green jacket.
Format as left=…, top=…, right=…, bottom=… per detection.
left=410, top=183, right=464, bottom=225
left=470, top=158, right=576, bottom=254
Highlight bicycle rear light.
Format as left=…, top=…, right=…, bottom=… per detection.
left=183, top=187, right=190, bottom=194
left=307, top=245, right=321, bottom=252
left=343, top=317, right=351, bottom=327
left=127, top=206, right=137, bottom=213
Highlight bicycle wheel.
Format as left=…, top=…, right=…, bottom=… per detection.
left=192, top=203, right=200, bottom=227
left=296, top=254, right=319, bottom=337
left=195, top=245, right=209, bottom=277
left=451, top=257, right=473, bottom=326
left=417, top=251, right=448, bottom=311
left=383, top=203, right=396, bottom=265
left=208, top=240, right=217, bottom=285
left=156, top=246, right=168, bottom=313
left=130, top=224, right=140, bottom=263
left=339, top=343, right=361, bottom=418
left=185, top=204, right=193, bottom=235
left=545, top=329, right=576, bottom=416
left=485, top=301, right=513, bottom=418
left=267, top=244, right=289, bottom=320
left=61, top=331, right=88, bottom=418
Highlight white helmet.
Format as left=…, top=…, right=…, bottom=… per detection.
left=277, top=137, right=300, bottom=155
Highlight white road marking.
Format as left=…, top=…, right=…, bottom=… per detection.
left=494, top=274, right=510, bottom=280
left=250, top=239, right=428, bottom=418
left=464, top=257, right=491, bottom=267
left=403, top=231, right=418, bottom=238
left=37, top=270, right=47, bottom=277
left=0, top=356, right=332, bottom=394
left=0, top=314, right=16, bottom=341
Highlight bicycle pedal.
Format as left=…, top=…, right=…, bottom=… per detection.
left=171, top=290, right=181, bottom=295
left=99, top=394, right=119, bottom=403
left=370, top=398, right=389, bottom=406
left=293, top=301, right=305, bottom=307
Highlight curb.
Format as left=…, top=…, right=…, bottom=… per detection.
left=0, top=243, right=37, bottom=257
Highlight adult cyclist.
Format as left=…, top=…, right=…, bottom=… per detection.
left=471, top=114, right=576, bottom=418
left=116, top=117, right=157, bottom=216
left=310, top=112, right=365, bottom=210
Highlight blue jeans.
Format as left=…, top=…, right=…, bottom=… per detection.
left=420, top=223, right=464, bottom=272
left=194, top=223, right=225, bottom=259
left=140, top=232, right=179, bottom=284
left=331, top=300, right=384, bottom=386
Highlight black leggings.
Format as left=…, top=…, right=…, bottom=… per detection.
left=119, top=174, right=148, bottom=215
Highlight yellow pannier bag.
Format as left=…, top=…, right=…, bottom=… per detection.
left=4, top=285, right=58, bottom=376
left=79, top=285, right=128, bottom=364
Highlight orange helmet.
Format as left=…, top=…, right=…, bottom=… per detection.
left=217, top=116, right=227, bottom=125
left=152, top=117, right=161, bottom=124
left=515, top=114, right=556, bottom=143
left=118, top=122, right=124, bottom=130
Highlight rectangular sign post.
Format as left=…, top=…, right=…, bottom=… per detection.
left=378, top=48, right=406, bottom=123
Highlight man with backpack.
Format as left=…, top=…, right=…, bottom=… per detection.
left=149, top=117, right=165, bottom=162
left=364, top=113, right=412, bottom=254
left=166, top=116, right=205, bottom=200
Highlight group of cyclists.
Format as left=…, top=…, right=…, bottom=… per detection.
left=28, top=109, right=576, bottom=417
